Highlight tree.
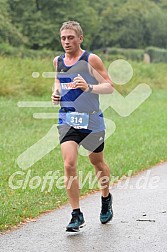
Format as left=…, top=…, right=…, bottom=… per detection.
left=7, top=0, right=99, bottom=50
left=145, top=9, right=167, bottom=48
left=3, top=0, right=167, bottom=50
left=0, top=0, right=24, bottom=46
left=94, top=0, right=167, bottom=49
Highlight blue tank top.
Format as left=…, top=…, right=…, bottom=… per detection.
left=56, top=50, right=105, bottom=133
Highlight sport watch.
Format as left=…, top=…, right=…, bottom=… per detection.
left=88, top=84, right=93, bottom=93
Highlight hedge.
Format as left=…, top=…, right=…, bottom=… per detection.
left=145, top=47, right=167, bottom=63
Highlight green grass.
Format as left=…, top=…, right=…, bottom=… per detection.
left=0, top=56, right=53, bottom=97
left=0, top=56, right=167, bottom=97
left=0, top=57, right=167, bottom=232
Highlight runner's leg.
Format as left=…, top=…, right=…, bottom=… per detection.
left=61, top=141, right=80, bottom=209
left=89, top=151, right=110, bottom=197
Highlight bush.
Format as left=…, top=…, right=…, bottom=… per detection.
left=0, top=43, right=18, bottom=56
left=0, top=43, right=63, bottom=59
left=145, top=47, right=167, bottom=63
left=94, top=47, right=144, bottom=62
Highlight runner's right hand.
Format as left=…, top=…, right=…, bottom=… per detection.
left=51, top=91, right=61, bottom=105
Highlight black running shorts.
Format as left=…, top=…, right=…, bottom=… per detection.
left=57, top=125, right=105, bottom=153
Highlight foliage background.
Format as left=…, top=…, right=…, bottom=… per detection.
left=1, top=0, right=167, bottom=51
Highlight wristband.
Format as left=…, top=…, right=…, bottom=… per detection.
left=88, top=84, right=93, bottom=93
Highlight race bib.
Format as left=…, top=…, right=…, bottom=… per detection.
left=66, top=112, right=89, bottom=129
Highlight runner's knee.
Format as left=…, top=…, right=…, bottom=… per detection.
left=90, top=159, right=104, bottom=169
left=64, top=161, right=76, bottom=174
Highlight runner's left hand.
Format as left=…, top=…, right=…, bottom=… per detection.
left=73, top=74, right=89, bottom=91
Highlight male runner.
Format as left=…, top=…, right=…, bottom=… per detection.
left=51, top=21, right=114, bottom=232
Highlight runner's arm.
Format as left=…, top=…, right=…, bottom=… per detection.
left=74, top=54, right=114, bottom=94
left=51, top=56, right=61, bottom=104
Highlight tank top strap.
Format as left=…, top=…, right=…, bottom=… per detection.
left=57, top=54, right=65, bottom=72
left=79, top=50, right=90, bottom=62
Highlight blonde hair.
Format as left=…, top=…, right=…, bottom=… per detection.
left=60, top=21, right=83, bottom=37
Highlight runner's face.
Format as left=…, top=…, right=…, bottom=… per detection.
left=60, top=29, right=83, bottom=53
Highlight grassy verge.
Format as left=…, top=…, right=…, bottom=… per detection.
left=0, top=56, right=167, bottom=97
left=0, top=57, right=167, bottom=232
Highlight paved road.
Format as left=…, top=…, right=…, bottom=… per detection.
left=0, top=162, right=167, bottom=252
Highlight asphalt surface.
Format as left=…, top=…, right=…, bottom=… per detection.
left=0, top=162, right=167, bottom=252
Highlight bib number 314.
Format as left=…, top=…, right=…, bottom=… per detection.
left=66, top=112, right=89, bottom=129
